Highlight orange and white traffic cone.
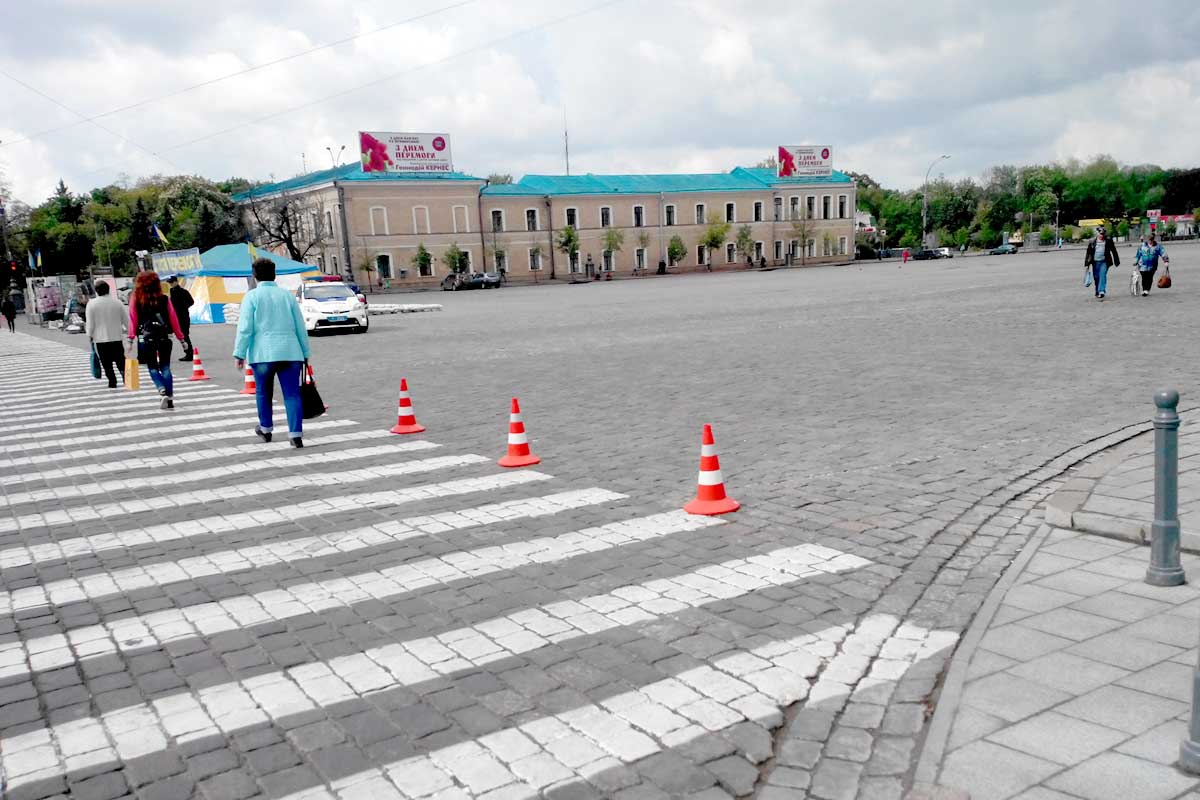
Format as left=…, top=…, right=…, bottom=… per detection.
left=240, top=367, right=257, bottom=395
left=683, top=424, right=740, bottom=516
left=389, top=378, right=425, bottom=434
left=498, top=397, right=540, bottom=467
left=188, top=347, right=211, bottom=381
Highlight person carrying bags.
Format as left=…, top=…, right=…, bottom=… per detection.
left=127, top=271, right=186, bottom=409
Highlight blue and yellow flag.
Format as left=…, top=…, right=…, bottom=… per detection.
left=34, top=249, right=41, bottom=269
left=151, top=222, right=169, bottom=246
left=27, top=251, right=34, bottom=270
left=247, top=242, right=259, bottom=261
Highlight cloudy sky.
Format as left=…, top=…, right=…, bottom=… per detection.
left=1, top=0, right=1198, bottom=205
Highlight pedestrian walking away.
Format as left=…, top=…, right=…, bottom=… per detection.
left=166, top=276, right=195, bottom=360
left=127, top=271, right=186, bottom=409
left=1136, top=233, right=1169, bottom=296
left=1, top=295, right=15, bottom=333
left=84, top=281, right=127, bottom=388
left=1084, top=225, right=1119, bottom=300
left=233, top=257, right=312, bottom=448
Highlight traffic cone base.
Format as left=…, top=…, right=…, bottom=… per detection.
left=498, top=452, right=540, bottom=468
left=498, top=397, right=540, bottom=468
left=390, top=378, right=425, bottom=434
left=683, top=424, right=739, bottom=517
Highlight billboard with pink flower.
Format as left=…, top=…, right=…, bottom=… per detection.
left=777, top=146, right=833, bottom=178
left=358, top=132, right=454, bottom=174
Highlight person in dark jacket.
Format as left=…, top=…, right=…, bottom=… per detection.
left=1, top=296, right=15, bottom=333
left=166, top=276, right=195, bottom=360
left=1084, top=226, right=1120, bottom=300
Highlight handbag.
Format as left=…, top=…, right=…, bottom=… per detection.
left=1158, top=265, right=1172, bottom=289
left=124, top=357, right=140, bottom=390
left=90, top=348, right=102, bottom=379
left=300, top=363, right=326, bottom=419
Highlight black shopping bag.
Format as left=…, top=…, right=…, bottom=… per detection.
left=300, top=363, right=326, bottom=419
left=90, top=348, right=102, bottom=379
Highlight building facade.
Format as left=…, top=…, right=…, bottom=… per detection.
left=234, top=165, right=856, bottom=288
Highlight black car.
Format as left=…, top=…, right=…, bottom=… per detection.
left=911, top=249, right=944, bottom=260
left=441, top=272, right=502, bottom=291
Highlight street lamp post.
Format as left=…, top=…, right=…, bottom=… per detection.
left=922, top=155, right=950, bottom=249
left=326, top=145, right=346, bottom=168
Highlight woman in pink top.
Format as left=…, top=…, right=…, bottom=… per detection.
left=127, top=271, right=185, bottom=409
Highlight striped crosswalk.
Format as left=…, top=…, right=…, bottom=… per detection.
left=0, top=332, right=880, bottom=799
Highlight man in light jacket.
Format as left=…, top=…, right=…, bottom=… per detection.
left=84, top=280, right=127, bottom=388
left=233, top=258, right=312, bottom=447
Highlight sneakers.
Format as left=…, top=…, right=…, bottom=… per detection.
left=1098, top=292, right=1106, bottom=300
left=255, top=426, right=273, bottom=443
left=290, top=437, right=304, bottom=449
left=1143, top=291, right=1149, bottom=297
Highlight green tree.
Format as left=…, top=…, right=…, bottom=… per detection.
left=556, top=225, right=580, bottom=268
left=735, top=225, right=754, bottom=263
left=1117, top=220, right=1130, bottom=239
left=441, top=242, right=470, bottom=274
left=666, top=235, right=687, bottom=266
left=129, top=197, right=155, bottom=253
left=411, top=243, right=432, bottom=276
left=698, top=213, right=730, bottom=270
left=1039, top=225, right=1056, bottom=245
left=486, top=174, right=513, bottom=185
left=602, top=227, right=624, bottom=270
left=196, top=203, right=218, bottom=251
left=789, top=211, right=814, bottom=265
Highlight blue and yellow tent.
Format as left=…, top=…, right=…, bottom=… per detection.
left=175, top=245, right=318, bottom=324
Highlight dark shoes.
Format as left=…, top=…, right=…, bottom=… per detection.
left=255, top=426, right=273, bottom=443
left=290, top=437, right=304, bottom=449
left=159, top=396, right=174, bottom=409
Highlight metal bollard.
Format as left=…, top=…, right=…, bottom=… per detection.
left=1146, top=388, right=1185, bottom=586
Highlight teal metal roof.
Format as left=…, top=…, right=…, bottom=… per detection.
left=233, top=163, right=483, bottom=201
left=481, top=167, right=852, bottom=197
left=195, top=244, right=315, bottom=276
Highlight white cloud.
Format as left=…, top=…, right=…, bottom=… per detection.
left=0, top=0, right=1197, bottom=203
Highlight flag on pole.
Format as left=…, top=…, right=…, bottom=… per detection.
left=27, top=251, right=34, bottom=270
left=247, top=242, right=259, bottom=261
left=35, top=250, right=42, bottom=269
left=150, top=222, right=169, bottom=246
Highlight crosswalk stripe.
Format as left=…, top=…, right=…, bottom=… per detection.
left=0, top=382, right=231, bottom=408
left=0, top=419, right=358, bottom=470
left=0, top=397, right=254, bottom=433
left=0, top=469, right=552, bottom=567
left=0, top=390, right=239, bottom=420
left=5, top=406, right=264, bottom=445
left=0, top=440, right=442, bottom=507
left=0, top=545, right=868, bottom=789
left=0, top=434, right=420, bottom=488
left=0, top=412, right=268, bottom=454
left=0, top=452, right=493, bottom=535
left=6, top=489, right=634, bottom=654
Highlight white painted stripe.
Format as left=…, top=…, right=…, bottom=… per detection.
left=0, top=452, right=491, bottom=534
left=507, top=431, right=528, bottom=445
left=0, top=419, right=358, bottom=470
left=0, top=397, right=253, bottom=433
left=697, top=469, right=724, bottom=486
left=0, top=440, right=441, bottom=507
left=0, top=470, right=552, bottom=567
left=0, top=386, right=240, bottom=419
left=0, top=432, right=410, bottom=488
left=0, top=413, right=264, bottom=454
left=8, top=406, right=260, bottom=444
left=0, top=544, right=869, bottom=788
left=7, top=488, right=632, bottom=628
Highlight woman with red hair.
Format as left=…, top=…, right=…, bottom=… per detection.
left=127, top=271, right=185, bottom=408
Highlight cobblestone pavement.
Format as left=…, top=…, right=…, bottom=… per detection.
left=914, top=525, right=1200, bottom=800
left=2, top=246, right=1199, bottom=799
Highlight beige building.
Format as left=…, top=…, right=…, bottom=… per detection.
left=235, top=165, right=856, bottom=288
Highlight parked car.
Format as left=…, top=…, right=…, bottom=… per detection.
left=990, top=244, right=1018, bottom=255
left=911, top=249, right=943, bottom=261
left=936, top=247, right=954, bottom=258
left=441, top=272, right=502, bottom=291
left=307, top=273, right=366, bottom=305
left=295, top=280, right=368, bottom=333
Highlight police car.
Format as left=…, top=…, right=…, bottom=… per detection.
left=295, top=279, right=369, bottom=333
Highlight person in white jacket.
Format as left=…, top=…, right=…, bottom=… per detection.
left=84, top=281, right=127, bottom=387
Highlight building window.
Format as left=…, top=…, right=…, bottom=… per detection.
left=490, top=209, right=504, bottom=232
left=773, top=241, right=782, bottom=260
left=695, top=203, right=705, bottom=225
left=413, top=207, right=430, bottom=234
left=418, top=256, right=432, bottom=277
left=324, top=210, right=334, bottom=238
left=603, top=250, right=613, bottom=271
left=822, top=196, right=831, bottom=220
left=823, top=237, right=831, bottom=256
left=600, top=207, right=611, bottom=228
left=839, top=236, right=848, bottom=255
left=331, top=255, right=339, bottom=273
left=806, top=196, right=816, bottom=220
left=635, top=248, right=646, bottom=270
left=375, top=254, right=391, bottom=279
left=726, top=243, right=735, bottom=263
left=369, top=207, right=388, bottom=236
left=665, top=204, right=676, bottom=226
left=633, top=205, right=644, bottom=227
left=753, top=201, right=763, bottom=222
left=565, top=207, right=577, bottom=228
left=807, top=239, right=816, bottom=258
left=316, top=254, right=325, bottom=271
left=789, top=196, right=799, bottom=220
left=696, top=245, right=706, bottom=265
left=569, top=252, right=580, bottom=273
left=773, top=197, right=782, bottom=222
left=790, top=239, right=799, bottom=259
left=725, top=202, right=735, bottom=223
left=495, top=250, right=507, bottom=272
left=838, top=195, right=848, bottom=219
left=525, top=209, right=539, bottom=231
left=754, top=241, right=763, bottom=260
left=452, top=205, right=469, bottom=234
left=529, top=248, right=542, bottom=270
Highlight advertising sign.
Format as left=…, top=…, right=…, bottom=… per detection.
left=150, top=247, right=203, bottom=276
left=1147, top=209, right=1161, bottom=223
left=359, top=131, right=453, bottom=174
left=777, top=145, right=833, bottom=178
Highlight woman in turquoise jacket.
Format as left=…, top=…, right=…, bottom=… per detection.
left=233, top=258, right=312, bottom=447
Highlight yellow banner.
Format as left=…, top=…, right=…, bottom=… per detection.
left=149, top=248, right=203, bottom=275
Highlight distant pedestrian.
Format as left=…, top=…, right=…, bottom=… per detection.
left=758, top=256, right=767, bottom=269
left=902, top=248, right=909, bottom=265
left=1135, top=233, right=1169, bottom=297
left=84, top=281, right=126, bottom=388
left=233, top=257, right=311, bottom=448
left=876, top=247, right=883, bottom=261
left=166, top=276, right=195, bottom=361
left=128, top=271, right=186, bottom=409
left=1, top=296, right=15, bottom=333
left=1084, top=226, right=1120, bottom=300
